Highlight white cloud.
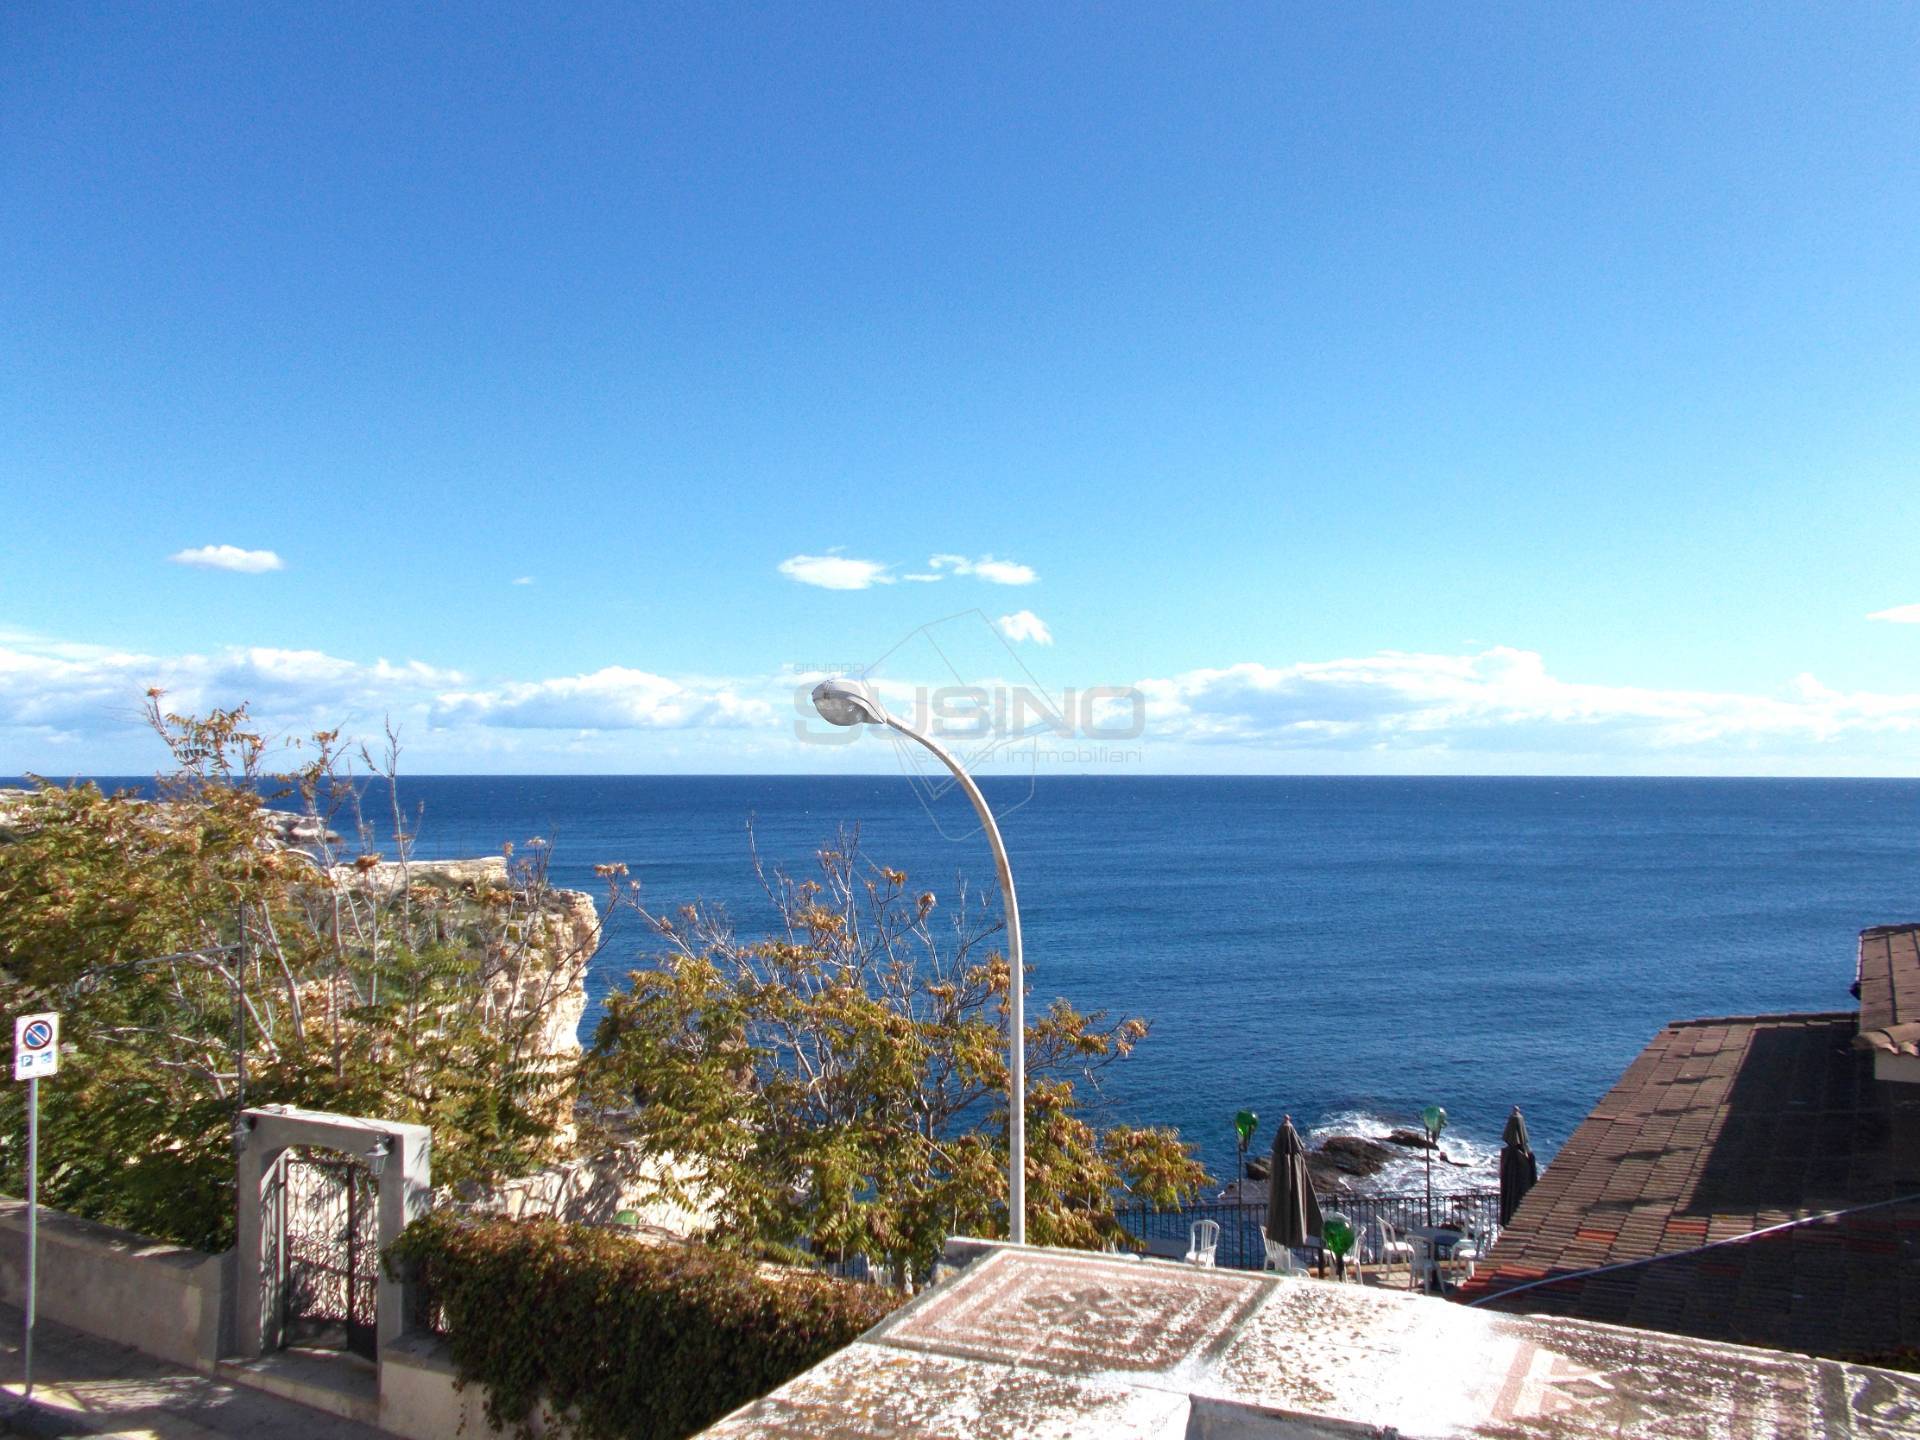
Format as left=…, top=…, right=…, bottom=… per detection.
left=434, top=667, right=774, bottom=730
left=781, top=552, right=1039, bottom=590
left=973, top=559, right=1037, bottom=586
left=0, top=629, right=779, bottom=769
left=1126, top=646, right=1920, bottom=757
left=996, top=611, right=1053, bottom=645
left=1868, top=604, right=1920, bottom=624
left=0, top=633, right=463, bottom=735
left=512, top=576, right=535, bottom=586
left=778, top=554, right=894, bottom=591
left=169, top=545, right=285, bottom=574
left=11, top=623, right=1920, bottom=776
left=928, top=554, right=1037, bottom=586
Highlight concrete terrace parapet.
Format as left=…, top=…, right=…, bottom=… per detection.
left=379, top=1332, right=537, bottom=1440
left=699, top=1239, right=1920, bottom=1438
left=0, top=1196, right=233, bottom=1373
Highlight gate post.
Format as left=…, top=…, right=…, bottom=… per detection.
left=377, top=1126, right=433, bottom=1352
left=233, top=1130, right=289, bottom=1359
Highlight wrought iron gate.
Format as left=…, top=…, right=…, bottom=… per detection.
left=278, top=1147, right=380, bottom=1358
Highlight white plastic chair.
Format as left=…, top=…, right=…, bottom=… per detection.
left=1363, top=1219, right=1417, bottom=1288
left=1263, top=1237, right=1301, bottom=1275
left=1451, top=1223, right=1496, bottom=1285
left=1185, top=1219, right=1220, bottom=1267
left=1327, top=1240, right=1362, bottom=1284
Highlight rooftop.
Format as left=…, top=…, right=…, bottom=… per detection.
left=1857, top=923, right=1920, bottom=1061
left=698, top=1240, right=1920, bottom=1437
left=1458, top=1009, right=1920, bottom=1362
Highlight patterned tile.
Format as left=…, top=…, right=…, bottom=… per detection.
left=699, top=1342, right=1189, bottom=1440
left=882, top=1249, right=1269, bottom=1379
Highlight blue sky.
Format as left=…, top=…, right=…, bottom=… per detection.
left=4, top=4, right=1919, bottom=775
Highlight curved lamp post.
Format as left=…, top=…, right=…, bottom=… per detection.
left=811, top=678, right=1027, bottom=1245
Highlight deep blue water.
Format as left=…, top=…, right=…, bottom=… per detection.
left=24, top=775, right=1920, bottom=1190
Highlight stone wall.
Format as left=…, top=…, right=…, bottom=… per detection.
left=0, top=1196, right=232, bottom=1372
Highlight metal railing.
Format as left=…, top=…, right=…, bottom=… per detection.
left=1114, top=1189, right=1502, bottom=1272
left=566, top=1188, right=1505, bottom=1290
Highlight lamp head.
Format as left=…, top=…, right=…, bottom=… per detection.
left=365, top=1136, right=392, bottom=1177
left=811, top=678, right=887, bottom=727
left=1421, top=1104, right=1448, bottom=1137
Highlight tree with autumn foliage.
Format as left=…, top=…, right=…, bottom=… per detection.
left=0, top=697, right=600, bottom=1250
left=585, top=832, right=1209, bottom=1281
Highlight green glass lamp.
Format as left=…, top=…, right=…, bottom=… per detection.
left=1323, top=1211, right=1355, bottom=1257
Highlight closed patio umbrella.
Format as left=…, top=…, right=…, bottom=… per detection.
left=1265, top=1115, right=1323, bottom=1260
left=1499, top=1106, right=1538, bottom=1227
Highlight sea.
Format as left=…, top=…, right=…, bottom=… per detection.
left=24, top=774, right=1920, bottom=1196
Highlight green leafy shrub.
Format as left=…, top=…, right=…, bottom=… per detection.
left=388, top=1212, right=900, bottom=1440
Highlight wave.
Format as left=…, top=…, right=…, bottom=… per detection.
left=1303, top=1107, right=1500, bottom=1196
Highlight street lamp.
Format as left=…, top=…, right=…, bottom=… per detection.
left=810, top=678, right=1028, bottom=1245
left=1421, top=1104, right=1447, bottom=1228
left=1234, top=1110, right=1258, bottom=1183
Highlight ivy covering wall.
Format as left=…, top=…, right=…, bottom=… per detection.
left=388, top=1214, right=902, bottom=1440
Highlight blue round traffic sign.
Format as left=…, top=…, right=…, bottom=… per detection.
left=21, top=1021, right=52, bottom=1050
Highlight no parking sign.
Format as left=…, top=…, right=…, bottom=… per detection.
left=15, top=1009, right=58, bottom=1397
left=14, top=1012, right=59, bottom=1080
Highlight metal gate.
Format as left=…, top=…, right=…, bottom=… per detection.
left=278, top=1147, right=380, bottom=1359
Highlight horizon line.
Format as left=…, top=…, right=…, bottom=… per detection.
left=8, top=771, right=1920, bottom=784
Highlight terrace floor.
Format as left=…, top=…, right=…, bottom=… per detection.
left=0, top=1305, right=387, bottom=1440
left=700, top=1238, right=1920, bottom=1439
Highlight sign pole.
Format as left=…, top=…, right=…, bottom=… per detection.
left=23, top=1075, right=34, bottom=1400
left=13, top=1011, right=59, bottom=1405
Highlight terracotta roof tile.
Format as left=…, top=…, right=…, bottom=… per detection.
left=1856, top=924, right=1920, bottom=1056
left=1458, top=1010, right=1920, bottom=1364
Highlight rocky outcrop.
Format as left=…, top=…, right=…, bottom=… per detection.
left=1314, top=1135, right=1394, bottom=1177
left=321, top=854, right=597, bottom=1145
left=1294, top=1128, right=1471, bottom=1192
left=508, top=880, right=595, bottom=1074
left=0, top=785, right=342, bottom=849
left=454, top=1148, right=713, bottom=1241
left=325, top=855, right=594, bottom=1062
left=328, top=855, right=514, bottom=895
left=1239, top=1135, right=1397, bottom=1194
left=0, top=787, right=36, bottom=841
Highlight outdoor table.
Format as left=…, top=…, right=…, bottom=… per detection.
left=1406, top=1226, right=1462, bottom=1292
left=1141, top=1234, right=1191, bottom=1262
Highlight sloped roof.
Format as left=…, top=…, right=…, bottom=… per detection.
left=1458, top=1011, right=1920, bottom=1363
left=1856, top=924, right=1920, bottom=1058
